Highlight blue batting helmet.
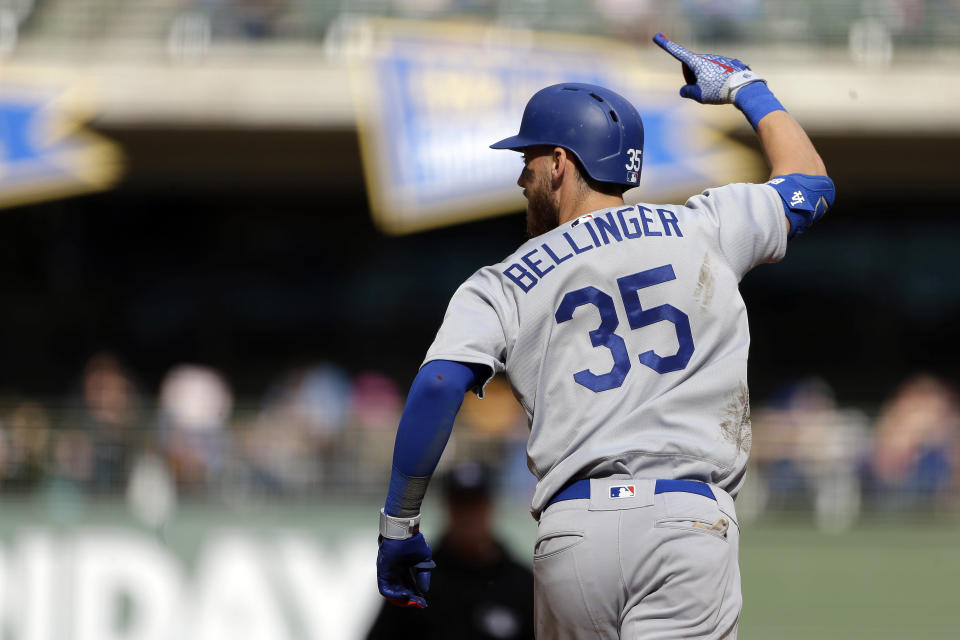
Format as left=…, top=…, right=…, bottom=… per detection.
left=491, top=83, right=644, bottom=188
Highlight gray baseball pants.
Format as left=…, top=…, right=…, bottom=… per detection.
left=533, top=477, right=741, bottom=639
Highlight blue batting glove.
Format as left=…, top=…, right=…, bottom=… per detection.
left=376, top=533, right=436, bottom=608
left=653, top=33, right=764, bottom=105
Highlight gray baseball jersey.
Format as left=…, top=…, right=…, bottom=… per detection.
left=424, top=182, right=787, bottom=518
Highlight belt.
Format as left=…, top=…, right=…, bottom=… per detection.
left=547, top=478, right=716, bottom=507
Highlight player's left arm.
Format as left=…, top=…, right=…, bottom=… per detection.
left=653, top=33, right=835, bottom=239
left=756, top=110, right=825, bottom=179
left=755, top=110, right=833, bottom=239
left=376, top=358, right=489, bottom=608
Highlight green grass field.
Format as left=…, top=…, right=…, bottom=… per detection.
left=740, top=519, right=960, bottom=639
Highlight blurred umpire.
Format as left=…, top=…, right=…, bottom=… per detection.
left=367, top=461, right=535, bottom=640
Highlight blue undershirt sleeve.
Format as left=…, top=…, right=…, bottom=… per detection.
left=384, top=360, right=489, bottom=517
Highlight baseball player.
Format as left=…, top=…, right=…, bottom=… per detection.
left=377, top=33, right=834, bottom=639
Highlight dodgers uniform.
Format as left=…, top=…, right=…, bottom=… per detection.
left=423, top=183, right=785, bottom=637
left=376, top=32, right=834, bottom=640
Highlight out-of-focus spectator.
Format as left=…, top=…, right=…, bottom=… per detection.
left=866, top=374, right=960, bottom=508
left=352, top=370, right=403, bottom=431
left=58, top=352, right=142, bottom=492
left=592, top=0, right=659, bottom=39
left=457, top=375, right=534, bottom=497
left=158, top=363, right=234, bottom=492
left=233, top=0, right=281, bottom=38
left=242, top=362, right=350, bottom=494
left=127, top=450, right=178, bottom=529
left=341, top=370, right=404, bottom=488
left=192, top=0, right=282, bottom=38
left=459, top=376, right=525, bottom=439
left=680, top=0, right=761, bottom=42
left=83, top=352, right=139, bottom=430
left=168, top=0, right=282, bottom=60
left=49, top=429, right=93, bottom=492
left=0, top=397, right=51, bottom=491
left=884, top=0, right=927, bottom=33
left=750, top=378, right=869, bottom=530
left=367, top=460, right=535, bottom=640
left=271, top=362, right=352, bottom=441
left=392, top=0, right=455, bottom=17
left=0, top=0, right=38, bottom=58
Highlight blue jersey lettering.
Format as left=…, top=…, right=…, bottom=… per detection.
left=504, top=263, right=537, bottom=292
left=638, top=206, right=662, bottom=237
left=522, top=248, right=554, bottom=278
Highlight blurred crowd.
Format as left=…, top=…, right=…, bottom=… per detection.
left=0, top=351, right=957, bottom=530
left=0, top=352, right=533, bottom=515
left=158, top=0, right=960, bottom=55
left=747, top=374, right=960, bottom=529
left=7, top=0, right=960, bottom=60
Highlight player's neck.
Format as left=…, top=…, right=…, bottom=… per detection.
left=556, top=191, right=624, bottom=226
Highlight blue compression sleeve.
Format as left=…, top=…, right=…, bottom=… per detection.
left=384, top=360, right=488, bottom=517
left=734, top=82, right=786, bottom=131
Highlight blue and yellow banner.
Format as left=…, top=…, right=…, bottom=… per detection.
left=354, top=21, right=762, bottom=234
left=0, top=71, right=123, bottom=209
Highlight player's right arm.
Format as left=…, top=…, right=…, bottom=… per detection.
left=376, top=359, right=488, bottom=608
left=653, top=33, right=834, bottom=239
left=376, top=270, right=507, bottom=608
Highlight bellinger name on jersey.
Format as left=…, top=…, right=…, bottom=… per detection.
left=503, top=205, right=685, bottom=293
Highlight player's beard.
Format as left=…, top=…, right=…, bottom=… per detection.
left=525, top=172, right=560, bottom=238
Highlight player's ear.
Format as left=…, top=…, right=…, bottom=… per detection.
left=551, top=147, right=567, bottom=184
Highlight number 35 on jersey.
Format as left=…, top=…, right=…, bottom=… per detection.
left=555, top=264, right=694, bottom=393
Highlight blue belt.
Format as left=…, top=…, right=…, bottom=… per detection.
left=548, top=478, right=715, bottom=506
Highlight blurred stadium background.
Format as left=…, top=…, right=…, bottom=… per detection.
left=1, top=0, right=959, bottom=638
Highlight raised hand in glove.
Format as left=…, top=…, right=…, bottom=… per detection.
left=653, top=32, right=784, bottom=129
left=652, top=32, right=766, bottom=105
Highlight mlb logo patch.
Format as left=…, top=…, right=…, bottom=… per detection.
left=609, top=485, right=636, bottom=499
left=626, top=171, right=639, bottom=184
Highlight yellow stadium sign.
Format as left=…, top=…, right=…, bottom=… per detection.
left=353, top=20, right=762, bottom=235
left=0, top=70, right=123, bottom=209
